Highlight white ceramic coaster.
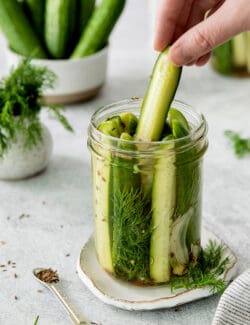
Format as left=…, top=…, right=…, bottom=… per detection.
left=77, top=227, right=237, bottom=311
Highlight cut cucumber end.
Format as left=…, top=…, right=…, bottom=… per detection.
left=135, top=47, right=182, bottom=142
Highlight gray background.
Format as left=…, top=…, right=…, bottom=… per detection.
left=0, top=1, right=250, bottom=324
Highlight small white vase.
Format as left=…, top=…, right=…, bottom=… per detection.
left=0, top=123, right=53, bottom=180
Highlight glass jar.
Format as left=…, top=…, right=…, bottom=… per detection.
left=212, top=32, right=250, bottom=76
left=88, top=99, right=208, bottom=285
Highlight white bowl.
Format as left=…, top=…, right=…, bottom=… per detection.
left=5, top=46, right=108, bottom=104
left=0, top=123, right=53, bottom=180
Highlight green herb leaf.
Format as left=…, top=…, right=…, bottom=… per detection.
left=112, top=188, right=152, bottom=281
left=169, top=240, right=230, bottom=294
left=34, top=315, right=39, bottom=325
left=225, top=130, right=250, bottom=158
left=0, top=58, right=73, bottom=157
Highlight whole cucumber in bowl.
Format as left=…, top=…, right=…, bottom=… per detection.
left=71, top=0, right=126, bottom=58
left=23, top=0, right=45, bottom=39
left=78, top=0, right=96, bottom=35
left=0, top=0, right=47, bottom=58
left=45, top=0, right=78, bottom=59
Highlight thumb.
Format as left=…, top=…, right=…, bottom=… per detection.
left=169, top=1, right=247, bottom=66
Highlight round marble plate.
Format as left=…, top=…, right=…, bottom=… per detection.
left=77, top=227, right=237, bottom=311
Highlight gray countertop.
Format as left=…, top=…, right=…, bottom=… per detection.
left=1, top=1, right=250, bottom=324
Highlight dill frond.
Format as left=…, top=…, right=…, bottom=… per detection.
left=112, top=188, right=152, bottom=281
left=169, top=240, right=230, bottom=294
left=225, top=130, right=250, bottom=158
left=0, top=58, right=73, bottom=157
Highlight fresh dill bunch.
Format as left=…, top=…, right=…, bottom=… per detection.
left=225, top=130, right=250, bottom=158
left=0, top=58, right=73, bottom=157
left=169, top=240, right=230, bottom=294
left=112, top=188, right=152, bottom=282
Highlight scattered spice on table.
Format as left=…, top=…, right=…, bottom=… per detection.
left=14, top=273, right=18, bottom=278
left=37, top=290, right=43, bottom=293
left=14, top=295, right=18, bottom=300
left=0, top=240, right=6, bottom=246
left=35, top=268, right=59, bottom=284
left=19, top=213, right=30, bottom=219
left=65, top=254, right=70, bottom=257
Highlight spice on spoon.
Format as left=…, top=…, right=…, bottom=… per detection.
left=35, top=268, right=59, bottom=284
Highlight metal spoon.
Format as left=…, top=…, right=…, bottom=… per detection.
left=33, top=268, right=97, bottom=325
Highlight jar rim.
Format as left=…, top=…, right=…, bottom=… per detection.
left=89, top=98, right=207, bottom=147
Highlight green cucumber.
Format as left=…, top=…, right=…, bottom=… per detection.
left=168, top=108, right=190, bottom=135
left=119, top=112, right=138, bottom=135
left=0, top=0, right=47, bottom=58
left=45, top=0, right=77, bottom=58
left=92, top=151, right=113, bottom=273
left=135, top=47, right=182, bottom=142
left=92, top=116, right=125, bottom=273
left=212, top=41, right=233, bottom=75
left=98, top=116, right=124, bottom=138
left=23, top=0, right=45, bottom=39
left=170, top=113, right=202, bottom=267
left=150, top=135, right=176, bottom=283
left=246, top=32, right=250, bottom=73
left=111, top=132, right=151, bottom=281
left=71, top=0, right=126, bottom=58
left=135, top=47, right=181, bottom=199
left=232, top=33, right=247, bottom=68
left=78, top=0, right=96, bottom=35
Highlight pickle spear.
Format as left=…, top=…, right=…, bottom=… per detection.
left=93, top=116, right=124, bottom=273
left=135, top=47, right=182, bottom=142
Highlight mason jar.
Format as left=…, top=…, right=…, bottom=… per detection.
left=88, top=99, right=208, bottom=285
left=212, top=32, right=250, bottom=76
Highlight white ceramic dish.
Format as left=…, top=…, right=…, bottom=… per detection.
left=5, top=46, right=108, bottom=104
left=77, top=227, right=237, bottom=311
left=0, top=123, right=52, bottom=180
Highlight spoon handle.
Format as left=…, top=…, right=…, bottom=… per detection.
left=50, top=284, right=91, bottom=325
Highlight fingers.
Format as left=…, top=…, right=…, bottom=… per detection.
left=154, top=0, right=223, bottom=51
left=154, top=0, right=189, bottom=51
left=185, top=52, right=211, bottom=66
left=195, top=52, right=211, bottom=66
left=169, top=0, right=246, bottom=66
left=171, top=0, right=195, bottom=42
left=186, top=0, right=224, bottom=30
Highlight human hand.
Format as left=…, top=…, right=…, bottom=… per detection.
left=154, top=0, right=250, bottom=66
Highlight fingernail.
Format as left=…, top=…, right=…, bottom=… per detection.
left=169, top=45, right=193, bottom=67
left=169, top=46, right=183, bottom=66
left=154, top=37, right=167, bottom=52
